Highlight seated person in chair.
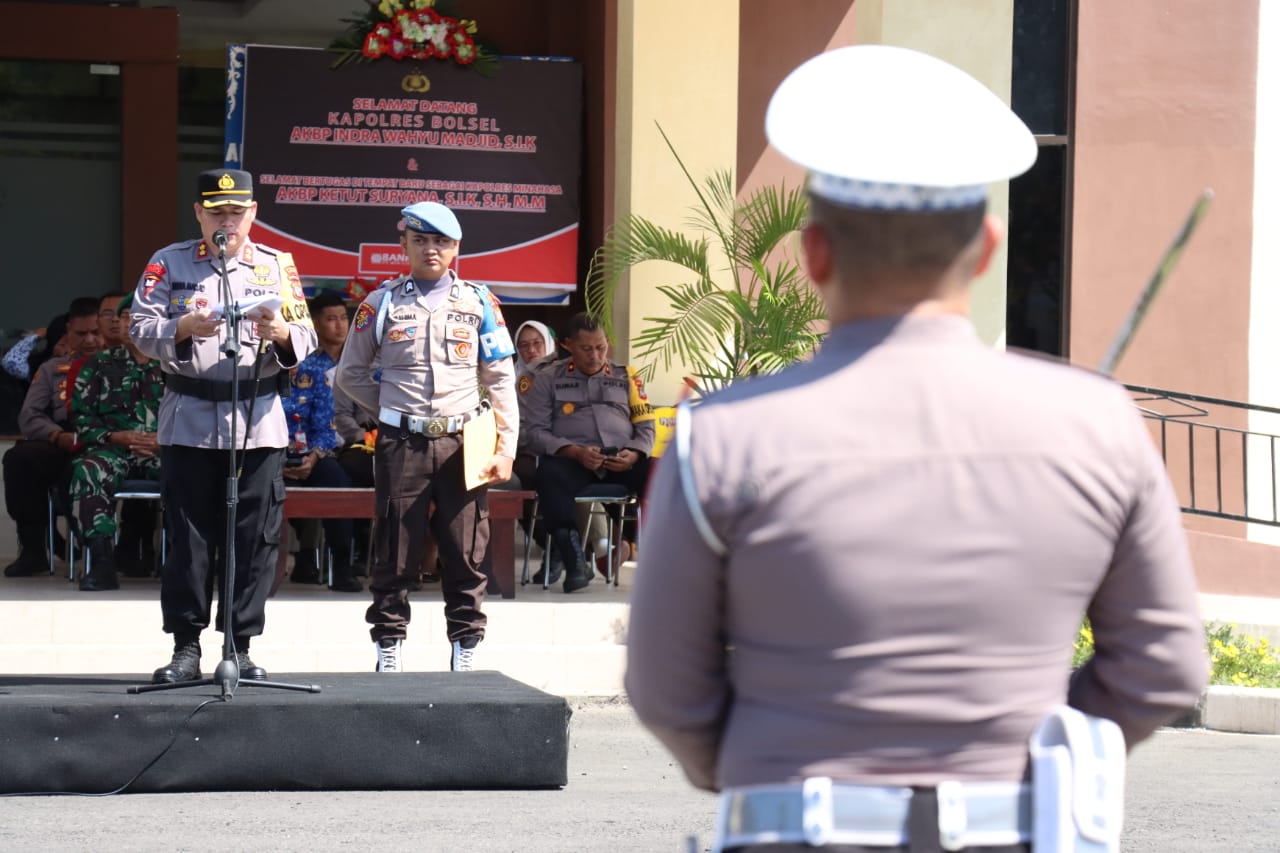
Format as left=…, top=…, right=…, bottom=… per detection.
left=280, top=290, right=363, bottom=593
left=523, top=312, right=654, bottom=592
left=69, top=292, right=164, bottom=590
left=2, top=297, right=103, bottom=577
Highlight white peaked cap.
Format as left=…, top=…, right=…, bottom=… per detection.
left=766, top=45, right=1037, bottom=211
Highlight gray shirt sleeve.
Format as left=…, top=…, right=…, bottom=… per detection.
left=523, top=366, right=566, bottom=457
left=479, top=349, right=518, bottom=458
left=1067, top=407, right=1210, bottom=747
left=334, top=293, right=383, bottom=420
left=624, top=445, right=730, bottom=791
left=19, top=359, right=69, bottom=440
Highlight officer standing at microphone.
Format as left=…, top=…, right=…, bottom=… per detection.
left=130, top=169, right=316, bottom=684
left=337, top=201, right=517, bottom=674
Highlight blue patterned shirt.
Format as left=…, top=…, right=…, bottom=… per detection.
left=282, top=349, right=340, bottom=452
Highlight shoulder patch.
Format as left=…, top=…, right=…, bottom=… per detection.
left=353, top=301, right=375, bottom=332
left=142, top=262, right=166, bottom=297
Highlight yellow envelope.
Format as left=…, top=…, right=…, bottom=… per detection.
left=462, top=406, right=498, bottom=490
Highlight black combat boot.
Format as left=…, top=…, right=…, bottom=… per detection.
left=3, top=523, right=49, bottom=577
left=80, top=538, right=120, bottom=591
left=233, top=637, right=267, bottom=681
left=152, top=636, right=202, bottom=684
left=327, top=541, right=363, bottom=593
left=554, top=527, right=591, bottom=593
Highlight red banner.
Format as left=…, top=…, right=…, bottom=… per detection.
left=225, top=45, right=583, bottom=304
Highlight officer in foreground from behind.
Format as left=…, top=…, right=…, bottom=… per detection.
left=626, top=46, right=1208, bottom=853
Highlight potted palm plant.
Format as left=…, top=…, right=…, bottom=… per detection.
left=585, top=127, right=826, bottom=396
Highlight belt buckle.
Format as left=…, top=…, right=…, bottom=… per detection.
left=427, top=418, right=446, bottom=437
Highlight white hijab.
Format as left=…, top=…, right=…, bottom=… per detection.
left=514, top=320, right=557, bottom=377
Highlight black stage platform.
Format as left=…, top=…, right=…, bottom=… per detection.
left=0, top=672, right=570, bottom=794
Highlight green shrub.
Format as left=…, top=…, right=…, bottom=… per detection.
left=1072, top=619, right=1280, bottom=688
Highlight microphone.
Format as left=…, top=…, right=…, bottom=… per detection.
left=212, top=230, right=229, bottom=251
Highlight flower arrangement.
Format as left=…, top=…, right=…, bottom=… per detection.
left=328, top=0, right=499, bottom=74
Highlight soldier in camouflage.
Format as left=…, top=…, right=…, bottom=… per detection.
left=69, top=292, right=163, bottom=591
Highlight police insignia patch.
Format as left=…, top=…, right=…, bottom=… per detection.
left=388, top=326, right=418, bottom=342
left=454, top=342, right=471, bottom=359
left=142, top=262, right=166, bottom=297
left=561, top=402, right=575, bottom=415
left=353, top=302, right=375, bottom=332
left=518, top=375, right=533, bottom=394
left=485, top=291, right=507, bottom=326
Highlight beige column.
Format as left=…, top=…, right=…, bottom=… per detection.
left=855, top=0, right=1016, bottom=347
left=612, top=0, right=740, bottom=404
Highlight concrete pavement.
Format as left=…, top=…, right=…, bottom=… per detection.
left=0, top=700, right=1275, bottom=852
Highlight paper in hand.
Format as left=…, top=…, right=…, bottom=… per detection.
left=206, top=294, right=286, bottom=320
left=462, top=407, right=499, bottom=490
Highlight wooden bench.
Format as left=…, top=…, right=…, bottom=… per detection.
left=275, top=486, right=534, bottom=599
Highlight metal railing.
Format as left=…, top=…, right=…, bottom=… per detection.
left=1126, top=384, right=1280, bottom=527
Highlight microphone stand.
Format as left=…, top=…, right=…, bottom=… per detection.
left=131, top=234, right=319, bottom=700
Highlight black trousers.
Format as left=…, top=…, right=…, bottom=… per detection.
left=158, top=445, right=285, bottom=640
left=368, top=429, right=488, bottom=644
left=533, top=454, right=650, bottom=534
left=3, top=439, right=71, bottom=525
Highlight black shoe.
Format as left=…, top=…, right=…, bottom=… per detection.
left=79, top=539, right=120, bottom=591
left=553, top=528, right=591, bottom=593
left=152, top=640, right=202, bottom=684
left=530, top=561, right=563, bottom=586
left=235, top=652, right=267, bottom=681
left=291, top=551, right=321, bottom=584
left=3, top=549, right=46, bottom=578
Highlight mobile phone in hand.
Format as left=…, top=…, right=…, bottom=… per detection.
left=600, top=446, right=620, bottom=457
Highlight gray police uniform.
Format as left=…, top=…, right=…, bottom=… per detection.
left=129, top=238, right=317, bottom=642
left=335, top=271, right=517, bottom=644
left=626, top=316, right=1209, bottom=848
left=3, top=355, right=77, bottom=530
left=522, top=357, right=655, bottom=536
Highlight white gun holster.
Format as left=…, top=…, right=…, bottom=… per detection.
left=1028, top=705, right=1126, bottom=852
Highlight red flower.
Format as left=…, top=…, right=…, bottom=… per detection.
left=362, top=32, right=386, bottom=59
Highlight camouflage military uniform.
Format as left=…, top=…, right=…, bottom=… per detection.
left=68, top=345, right=163, bottom=540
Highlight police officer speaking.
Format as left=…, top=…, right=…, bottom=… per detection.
left=625, top=47, right=1208, bottom=853
left=336, top=201, right=518, bottom=674
left=130, top=169, right=317, bottom=685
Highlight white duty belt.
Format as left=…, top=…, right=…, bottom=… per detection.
left=378, top=401, right=488, bottom=438
left=712, top=778, right=1030, bottom=852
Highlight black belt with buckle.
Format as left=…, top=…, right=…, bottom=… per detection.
left=164, top=372, right=289, bottom=403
